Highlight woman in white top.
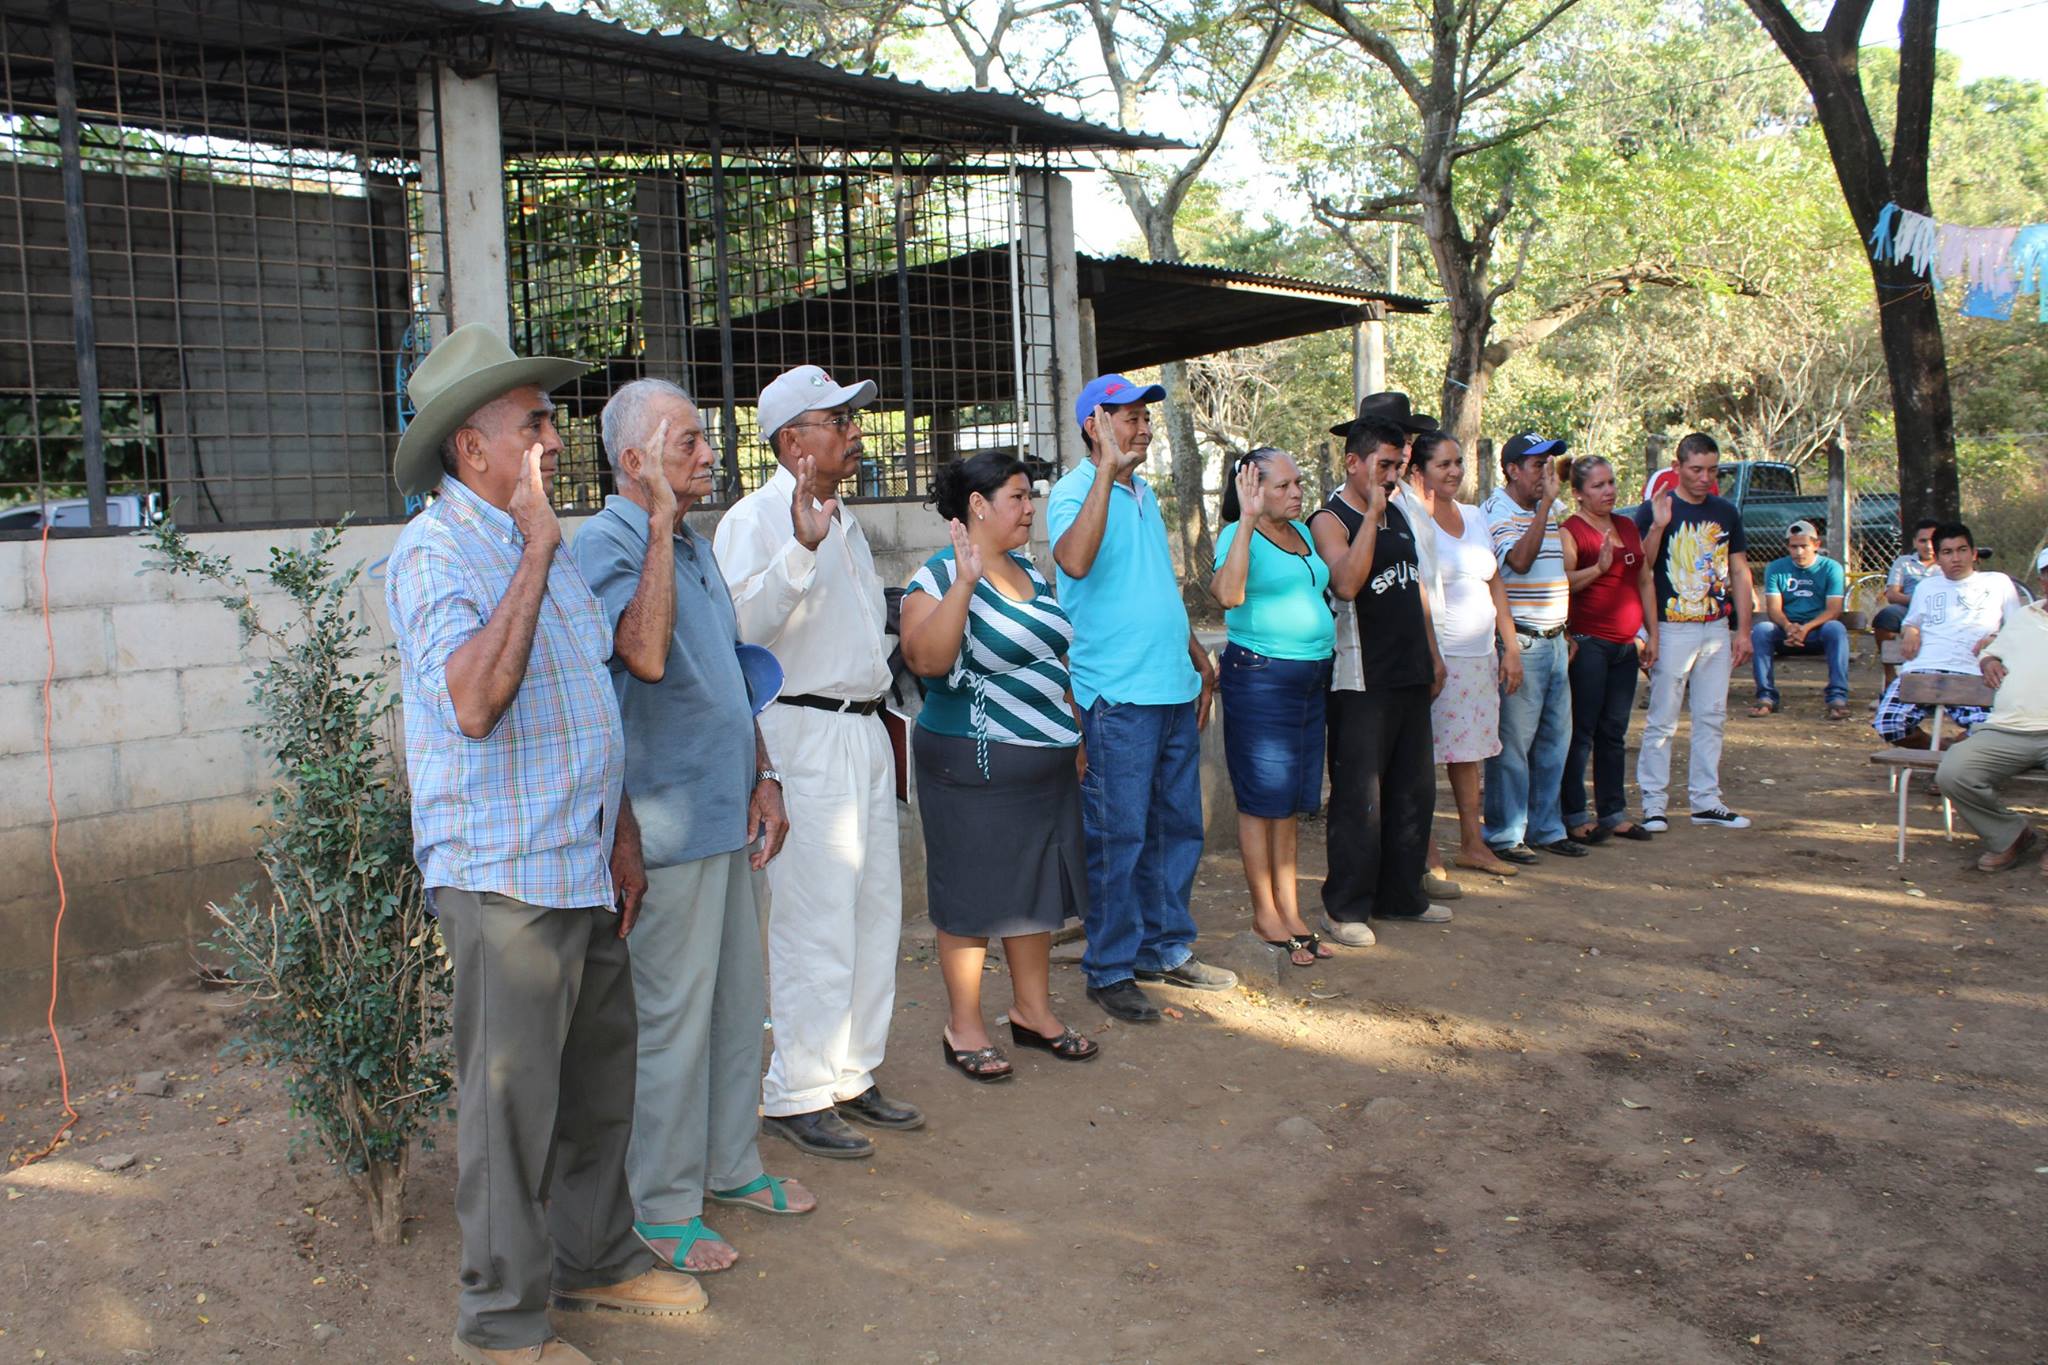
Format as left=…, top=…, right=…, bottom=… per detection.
left=1410, top=432, right=1524, bottom=883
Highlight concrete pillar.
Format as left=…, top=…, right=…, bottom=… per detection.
left=1019, top=171, right=1082, bottom=472
left=1644, top=433, right=1668, bottom=501
left=417, top=65, right=510, bottom=341
left=636, top=177, right=687, bottom=375
left=1353, top=302, right=1386, bottom=403
left=1077, top=297, right=1100, bottom=389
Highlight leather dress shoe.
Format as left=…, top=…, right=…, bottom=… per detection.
left=1489, top=843, right=1541, bottom=865
left=1536, top=838, right=1590, bottom=858
left=1134, top=957, right=1237, bottom=991
left=835, top=1085, right=925, bottom=1130
left=761, top=1108, right=874, bottom=1159
left=1086, top=979, right=1161, bottom=1022
left=453, top=1339, right=594, bottom=1365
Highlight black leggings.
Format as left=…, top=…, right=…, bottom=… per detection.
left=1562, top=635, right=1639, bottom=828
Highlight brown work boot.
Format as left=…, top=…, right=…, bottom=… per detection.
left=1976, top=826, right=2039, bottom=873
left=551, top=1267, right=707, bottom=1318
left=452, top=1337, right=593, bottom=1364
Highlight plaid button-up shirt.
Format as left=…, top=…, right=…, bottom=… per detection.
left=386, top=477, right=624, bottom=909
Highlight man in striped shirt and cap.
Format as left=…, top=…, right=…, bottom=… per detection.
left=1481, top=433, right=1588, bottom=862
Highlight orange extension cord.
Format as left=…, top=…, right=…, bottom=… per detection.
left=17, top=518, right=78, bottom=1166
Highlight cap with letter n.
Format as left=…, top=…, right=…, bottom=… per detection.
left=1074, top=373, right=1166, bottom=426
left=1500, top=431, right=1569, bottom=467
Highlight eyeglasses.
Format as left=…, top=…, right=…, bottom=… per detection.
left=789, top=412, right=860, bottom=432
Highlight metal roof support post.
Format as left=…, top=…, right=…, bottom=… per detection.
left=1018, top=166, right=1078, bottom=472
left=51, top=1, right=106, bottom=526
left=423, top=62, right=510, bottom=340
left=708, top=108, right=741, bottom=496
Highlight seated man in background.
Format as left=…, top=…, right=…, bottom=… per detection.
left=1750, top=520, right=1851, bottom=721
left=1873, top=522, right=2022, bottom=749
left=1936, top=546, right=2048, bottom=874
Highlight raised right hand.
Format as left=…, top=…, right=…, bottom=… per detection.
left=1650, top=489, right=1674, bottom=531
left=791, top=454, right=841, bottom=552
left=509, top=442, right=562, bottom=555
left=1092, top=404, right=1144, bottom=476
left=1363, top=474, right=1388, bottom=520
left=636, top=417, right=677, bottom=525
left=947, top=518, right=985, bottom=585
left=1233, top=459, right=1264, bottom=523
left=1595, top=536, right=1615, bottom=573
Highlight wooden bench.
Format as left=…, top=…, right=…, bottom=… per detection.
left=1869, top=646, right=2048, bottom=861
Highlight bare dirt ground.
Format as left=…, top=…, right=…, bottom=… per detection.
left=4, top=657, right=2046, bottom=1365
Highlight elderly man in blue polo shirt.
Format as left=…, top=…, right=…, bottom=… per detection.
left=1048, top=374, right=1236, bottom=1023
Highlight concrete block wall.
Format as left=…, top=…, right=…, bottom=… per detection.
left=0, top=492, right=1225, bottom=1032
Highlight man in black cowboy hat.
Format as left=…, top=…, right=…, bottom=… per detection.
left=385, top=324, right=707, bottom=1362
left=1329, top=390, right=1440, bottom=444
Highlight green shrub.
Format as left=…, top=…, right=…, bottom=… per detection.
left=148, top=520, right=450, bottom=1244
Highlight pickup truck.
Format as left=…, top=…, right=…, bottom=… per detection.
left=1632, top=460, right=1901, bottom=571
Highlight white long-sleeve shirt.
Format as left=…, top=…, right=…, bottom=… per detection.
left=712, top=464, right=892, bottom=702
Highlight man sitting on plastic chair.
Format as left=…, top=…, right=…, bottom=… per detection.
left=1936, top=546, right=2048, bottom=876
left=1872, top=522, right=2022, bottom=749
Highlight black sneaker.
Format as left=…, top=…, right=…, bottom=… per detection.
left=1134, top=957, right=1238, bottom=991
left=1086, top=979, right=1162, bottom=1022
left=1536, top=838, right=1590, bottom=858
left=1489, top=843, right=1541, bottom=865
left=834, top=1085, right=926, bottom=1131
left=761, top=1109, right=874, bottom=1159
left=1640, top=814, right=1669, bottom=833
left=1690, top=807, right=1752, bottom=829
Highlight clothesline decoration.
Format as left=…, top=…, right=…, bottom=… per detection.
left=1868, top=202, right=2047, bottom=323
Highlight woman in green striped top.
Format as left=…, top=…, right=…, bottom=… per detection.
left=900, top=452, right=1100, bottom=1084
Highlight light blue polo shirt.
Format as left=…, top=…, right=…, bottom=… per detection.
left=1047, top=461, right=1200, bottom=710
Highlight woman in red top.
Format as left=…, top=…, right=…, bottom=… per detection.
left=1559, top=455, right=1658, bottom=842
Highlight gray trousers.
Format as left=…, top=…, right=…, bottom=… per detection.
left=626, top=849, right=768, bottom=1228
left=1936, top=725, right=2048, bottom=851
left=437, top=889, right=653, bottom=1350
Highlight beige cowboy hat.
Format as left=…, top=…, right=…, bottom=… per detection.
left=391, top=323, right=591, bottom=496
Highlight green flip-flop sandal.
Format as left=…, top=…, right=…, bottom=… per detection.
left=633, top=1217, right=733, bottom=1272
left=707, top=1173, right=809, bottom=1216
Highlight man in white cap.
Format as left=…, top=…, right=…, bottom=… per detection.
left=714, top=364, right=923, bottom=1160
left=1937, top=545, right=2048, bottom=875
left=384, top=324, right=705, bottom=1364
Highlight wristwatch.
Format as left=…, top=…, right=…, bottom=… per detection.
left=756, top=767, right=782, bottom=786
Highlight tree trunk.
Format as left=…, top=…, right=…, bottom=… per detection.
left=1438, top=292, right=1496, bottom=499
left=1160, top=358, right=1215, bottom=589
left=1738, top=0, right=1958, bottom=525
left=359, top=1149, right=409, bottom=1246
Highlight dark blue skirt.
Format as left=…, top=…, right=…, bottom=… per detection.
left=1217, top=642, right=1331, bottom=818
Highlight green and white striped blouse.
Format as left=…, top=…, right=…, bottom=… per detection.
left=906, top=548, right=1082, bottom=753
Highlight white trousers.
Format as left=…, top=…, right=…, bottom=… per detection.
left=757, top=704, right=902, bottom=1117
left=1636, top=621, right=1732, bottom=816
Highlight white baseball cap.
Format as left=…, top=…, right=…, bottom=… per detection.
left=757, top=364, right=877, bottom=443
left=2034, top=545, right=2048, bottom=574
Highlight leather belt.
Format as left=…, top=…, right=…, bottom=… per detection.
left=1514, top=623, right=1567, bottom=639
left=778, top=692, right=885, bottom=716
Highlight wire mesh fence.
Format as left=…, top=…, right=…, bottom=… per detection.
left=0, top=0, right=1069, bottom=535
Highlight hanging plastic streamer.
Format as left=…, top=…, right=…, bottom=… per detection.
left=2012, top=225, right=2048, bottom=324
left=1870, top=202, right=2047, bottom=322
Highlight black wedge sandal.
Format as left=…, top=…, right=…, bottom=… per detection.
left=941, top=1032, right=1014, bottom=1083
left=1006, top=1021, right=1100, bottom=1061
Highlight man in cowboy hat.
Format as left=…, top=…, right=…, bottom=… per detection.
left=385, top=323, right=705, bottom=1364
left=714, top=364, right=925, bottom=1160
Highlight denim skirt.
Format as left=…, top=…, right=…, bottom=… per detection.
left=1217, top=642, right=1332, bottom=818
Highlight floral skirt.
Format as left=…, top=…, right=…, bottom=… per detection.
left=1430, top=652, right=1503, bottom=764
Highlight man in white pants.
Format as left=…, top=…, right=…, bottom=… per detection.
left=1631, top=432, right=1754, bottom=831
left=715, top=365, right=923, bottom=1160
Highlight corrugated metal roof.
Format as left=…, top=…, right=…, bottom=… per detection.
left=446, top=0, right=1188, bottom=153
left=1085, top=255, right=1436, bottom=313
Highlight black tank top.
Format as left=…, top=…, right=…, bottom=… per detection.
left=1312, top=489, right=1433, bottom=691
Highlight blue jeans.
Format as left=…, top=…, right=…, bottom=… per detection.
left=1077, top=699, right=1202, bottom=988
left=1483, top=632, right=1572, bottom=849
left=1751, top=619, right=1849, bottom=707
